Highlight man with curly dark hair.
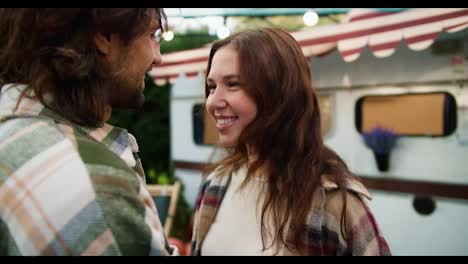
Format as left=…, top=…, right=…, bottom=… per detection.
left=0, top=8, right=178, bottom=256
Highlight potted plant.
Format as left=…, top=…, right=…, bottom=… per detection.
left=362, top=126, right=399, bottom=172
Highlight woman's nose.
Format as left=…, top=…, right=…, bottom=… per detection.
left=208, top=88, right=228, bottom=109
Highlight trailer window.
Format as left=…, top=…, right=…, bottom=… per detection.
left=317, top=94, right=333, bottom=138
left=193, top=104, right=218, bottom=145
left=355, top=92, right=457, bottom=137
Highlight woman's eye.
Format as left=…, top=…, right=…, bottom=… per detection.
left=207, top=86, right=216, bottom=93
left=227, top=81, right=241, bottom=89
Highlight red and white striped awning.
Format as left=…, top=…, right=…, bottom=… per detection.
left=151, top=8, right=468, bottom=85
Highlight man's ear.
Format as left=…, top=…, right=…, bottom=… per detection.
left=94, top=32, right=112, bottom=55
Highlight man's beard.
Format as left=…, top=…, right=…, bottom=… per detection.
left=107, top=71, right=145, bottom=110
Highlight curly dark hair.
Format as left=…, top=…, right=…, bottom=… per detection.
left=0, top=8, right=167, bottom=126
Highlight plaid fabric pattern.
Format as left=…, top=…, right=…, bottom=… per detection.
left=191, top=168, right=391, bottom=256
left=0, top=84, right=176, bottom=256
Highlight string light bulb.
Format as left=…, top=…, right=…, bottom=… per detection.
left=216, top=16, right=231, bottom=39
left=303, top=9, right=319, bottom=26
left=216, top=26, right=230, bottom=39
left=162, top=30, right=174, bottom=41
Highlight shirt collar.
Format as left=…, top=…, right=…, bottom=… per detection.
left=322, top=174, right=373, bottom=200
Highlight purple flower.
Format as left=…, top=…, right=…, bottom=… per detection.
left=362, top=126, right=398, bottom=154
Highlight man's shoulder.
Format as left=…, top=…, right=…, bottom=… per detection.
left=72, top=130, right=137, bottom=176
left=0, top=116, right=134, bottom=176
left=0, top=117, right=145, bottom=256
left=0, top=115, right=58, bottom=136
left=0, top=116, right=68, bottom=161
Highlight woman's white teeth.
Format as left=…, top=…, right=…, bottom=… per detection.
left=217, top=118, right=237, bottom=125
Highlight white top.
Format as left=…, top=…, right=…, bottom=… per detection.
left=202, top=167, right=288, bottom=256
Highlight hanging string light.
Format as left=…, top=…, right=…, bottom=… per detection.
left=303, top=9, right=319, bottom=26
left=216, top=16, right=231, bottom=39
left=163, top=30, right=174, bottom=41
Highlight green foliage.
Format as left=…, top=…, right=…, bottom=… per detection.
left=233, top=16, right=306, bottom=32
left=109, top=75, right=171, bottom=181
left=160, top=29, right=218, bottom=54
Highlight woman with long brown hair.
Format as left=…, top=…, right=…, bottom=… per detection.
left=191, top=28, right=391, bottom=256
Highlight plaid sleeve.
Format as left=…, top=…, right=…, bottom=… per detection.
left=348, top=195, right=391, bottom=256
left=76, top=132, right=173, bottom=256
left=305, top=189, right=391, bottom=256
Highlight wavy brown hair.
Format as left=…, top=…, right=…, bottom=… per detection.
left=204, top=28, right=358, bottom=255
left=0, top=8, right=167, bottom=126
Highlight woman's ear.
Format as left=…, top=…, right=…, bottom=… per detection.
left=94, top=32, right=112, bottom=55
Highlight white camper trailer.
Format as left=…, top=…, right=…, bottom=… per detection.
left=152, top=9, right=468, bottom=255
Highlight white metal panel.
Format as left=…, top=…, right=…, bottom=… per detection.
left=369, top=191, right=468, bottom=255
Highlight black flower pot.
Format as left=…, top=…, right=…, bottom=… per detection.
left=374, top=152, right=390, bottom=172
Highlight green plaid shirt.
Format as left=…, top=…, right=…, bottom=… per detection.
left=0, top=84, right=177, bottom=256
